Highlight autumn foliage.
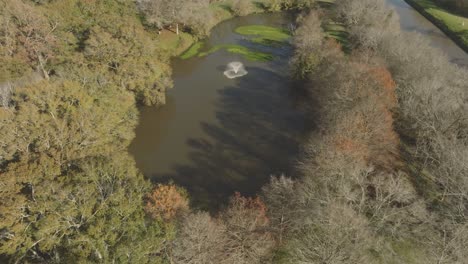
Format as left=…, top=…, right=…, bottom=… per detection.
left=223, top=192, right=270, bottom=226
left=354, top=64, right=398, bottom=169
left=317, top=60, right=400, bottom=171
left=145, top=184, right=189, bottom=220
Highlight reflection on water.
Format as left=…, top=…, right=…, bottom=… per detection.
left=129, top=13, right=310, bottom=209
left=130, top=4, right=468, bottom=210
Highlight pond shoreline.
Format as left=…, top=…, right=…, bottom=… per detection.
left=173, top=9, right=272, bottom=57
left=130, top=12, right=307, bottom=210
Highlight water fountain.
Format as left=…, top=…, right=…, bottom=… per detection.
left=223, top=61, right=248, bottom=79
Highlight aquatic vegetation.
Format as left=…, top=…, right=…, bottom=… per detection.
left=198, top=44, right=274, bottom=61
left=235, top=25, right=291, bottom=44
left=183, top=25, right=291, bottom=61
left=180, top=42, right=204, bottom=59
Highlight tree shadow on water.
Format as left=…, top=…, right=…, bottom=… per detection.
left=153, top=67, right=312, bottom=211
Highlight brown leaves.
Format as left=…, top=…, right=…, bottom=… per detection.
left=145, top=184, right=189, bottom=221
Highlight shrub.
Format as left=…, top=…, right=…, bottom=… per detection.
left=232, top=0, right=253, bottom=16
left=172, top=212, right=227, bottom=263
left=145, top=184, right=189, bottom=221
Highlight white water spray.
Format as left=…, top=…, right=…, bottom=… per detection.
left=223, top=61, right=248, bottom=79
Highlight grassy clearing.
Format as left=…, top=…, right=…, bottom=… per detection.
left=198, top=44, right=274, bottom=61
left=158, top=30, right=196, bottom=55
left=180, top=42, right=204, bottom=59
left=408, top=0, right=468, bottom=50
left=235, top=25, right=291, bottom=44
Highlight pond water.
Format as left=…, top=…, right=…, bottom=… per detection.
left=130, top=4, right=468, bottom=210
left=129, top=13, right=310, bottom=209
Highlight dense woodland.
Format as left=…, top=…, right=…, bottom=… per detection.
left=1, top=0, right=467, bottom=263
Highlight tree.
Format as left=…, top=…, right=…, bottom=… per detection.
left=172, top=193, right=275, bottom=264
left=145, top=184, right=189, bottom=221
left=232, top=0, right=253, bottom=16
left=172, top=212, right=228, bottom=264
left=291, top=10, right=325, bottom=78
left=137, top=0, right=213, bottom=36
left=0, top=153, right=173, bottom=263
left=286, top=202, right=380, bottom=264
left=0, top=79, right=171, bottom=262
left=261, top=176, right=296, bottom=243
left=0, top=79, right=138, bottom=165
left=0, top=83, right=12, bottom=108
left=0, top=0, right=58, bottom=79
left=264, top=0, right=316, bottom=11
left=220, top=193, right=275, bottom=264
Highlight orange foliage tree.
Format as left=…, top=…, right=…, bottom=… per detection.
left=145, top=184, right=189, bottom=221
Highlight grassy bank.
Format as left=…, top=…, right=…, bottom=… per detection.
left=170, top=0, right=269, bottom=58
left=405, top=0, right=468, bottom=53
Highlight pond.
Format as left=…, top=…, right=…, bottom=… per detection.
left=130, top=4, right=468, bottom=210
left=129, top=13, right=310, bottom=209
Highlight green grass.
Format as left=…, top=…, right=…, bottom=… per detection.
left=159, top=0, right=271, bottom=57
left=323, top=21, right=351, bottom=52
left=158, top=31, right=195, bottom=55
left=180, top=42, right=204, bottom=59
left=198, top=44, right=274, bottom=61
left=235, top=25, right=291, bottom=44
left=411, top=0, right=468, bottom=48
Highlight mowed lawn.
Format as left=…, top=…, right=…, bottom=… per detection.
left=411, top=0, right=468, bottom=47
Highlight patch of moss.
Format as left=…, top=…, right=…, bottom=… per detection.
left=180, top=42, right=204, bottom=59
left=235, top=25, right=291, bottom=44
left=198, top=44, right=274, bottom=61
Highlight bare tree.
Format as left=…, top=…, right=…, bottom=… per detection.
left=172, top=212, right=228, bottom=264
left=220, top=194, right=275, bottom=264
left=0, top=82, right=12, bottom=108
left=287, top=202, right=380, bottom=264
left=232, top=0, right=253, bottom=16
left=261, top=175, right=296, bottom=243
left=137, top=0, right=213, bottom=36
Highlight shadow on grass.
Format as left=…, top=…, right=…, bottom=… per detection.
left=253, top=1, right=268, bottom=10
left=324, top=23, right=352, bottom=53
left=317, top=0, right=335, bottom=9
left=460, top=29, right=468, bottom=41
left=218, top=3, right=233, bottom=14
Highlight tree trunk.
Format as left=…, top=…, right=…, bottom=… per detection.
left=37, top=53, right=50, bottom=80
